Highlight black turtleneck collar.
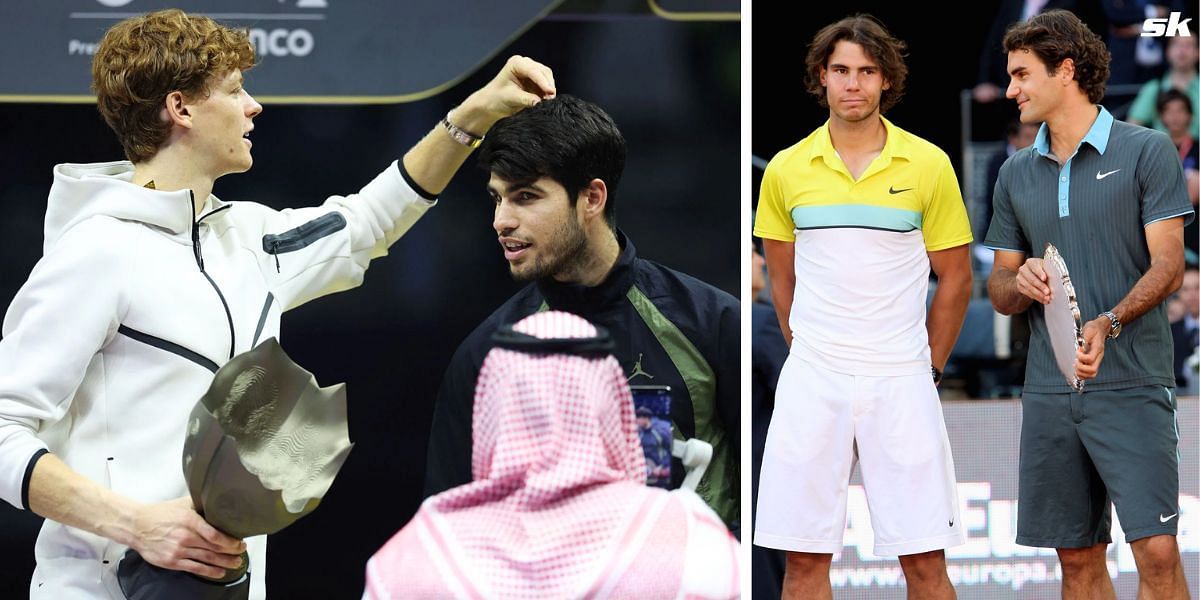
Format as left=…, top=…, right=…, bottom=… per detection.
left=537, top=229, right=636, bottom=314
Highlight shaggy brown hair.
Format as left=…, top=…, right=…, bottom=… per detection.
left=92, top=9, right=256, bottom=163
left=1002, top=9, right=1110, bottom=104
left=804, top=15, right=908, bottom=113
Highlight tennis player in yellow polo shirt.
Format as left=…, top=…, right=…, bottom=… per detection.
left=753, top=14, right=974, bottom=600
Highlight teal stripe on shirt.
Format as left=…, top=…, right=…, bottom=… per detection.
left=791, top=204, right=922, bottom=232
left=1033, top=107, right=1114, bottom=219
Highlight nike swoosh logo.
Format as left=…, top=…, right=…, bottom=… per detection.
left=1096, top=169, right=1121, bottom=180
left=889, top=186, right=912, bottom=194
left=1160, top=513, right=1177, bottom=523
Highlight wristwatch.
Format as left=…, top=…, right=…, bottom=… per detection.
left=1100, top=310, right=1122, bottom=339
left=441, top=111, right=484, bottom=149
left=932, top=365, right=943, bottom=385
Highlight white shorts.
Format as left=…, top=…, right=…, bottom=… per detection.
left=754, top=356, right=965, bottom=556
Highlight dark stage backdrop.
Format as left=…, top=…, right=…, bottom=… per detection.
left=0, top=9, right=739, bottom=599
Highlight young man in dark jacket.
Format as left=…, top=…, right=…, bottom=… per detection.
left=423, top=96, right=739, bottom=529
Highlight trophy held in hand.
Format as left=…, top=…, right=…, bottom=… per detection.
left=117, top=338, right=353, bottom=599
left=1042, top=243, right=1086, bottom=393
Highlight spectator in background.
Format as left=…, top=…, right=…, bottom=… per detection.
left=1128, top=34, right=1199, bottom=139
left=1169, top=267, right=1199, bottom=393
left=1160, top=89, right=1200, bottom=173
left=636, top=405, right=672, bottom=486
left=1101, top=1, right=1176, bottom=87
left=1157, top=88, right=1200, bottom=261
left=974, top=0, right=1089, bottom=103
left=973, top=0, right=1173, bottom=102
left=750, top=244, right=787, bottom=411
left=750, top=242, right=787, bottom=600
left=978, top=119, right=1041, bottom=269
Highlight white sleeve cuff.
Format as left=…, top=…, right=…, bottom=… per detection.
left=0, top=423, right=50, bottom=510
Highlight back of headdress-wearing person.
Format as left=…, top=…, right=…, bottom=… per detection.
left=364, top=311, right=739, bottom=600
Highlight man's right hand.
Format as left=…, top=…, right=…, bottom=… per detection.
left=453, top=56, right=556, bottom=136
left=400, top=56, right=554, bottom=197
left=129, top=497, right=245, bottom=579
left=1015, top=258, right=1052, bottom=304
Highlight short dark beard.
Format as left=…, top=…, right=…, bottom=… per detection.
left=511, top=216, right=590, bottom=283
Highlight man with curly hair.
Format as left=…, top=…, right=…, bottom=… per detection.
left=753, top=14, right=973, bottom=599
left=0, top=8, right=553, bottom=599
left=985, top=9, right=1193, bottom=599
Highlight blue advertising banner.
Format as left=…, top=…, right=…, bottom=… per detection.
left=830, top=398, right=1199, bottom=599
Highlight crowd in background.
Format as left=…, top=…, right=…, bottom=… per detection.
left=754, top=2, right=1199, bottom=401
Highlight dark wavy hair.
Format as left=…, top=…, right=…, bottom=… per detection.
left=1156, top=88, right=1193, bottom=116
left=1002, top=9, right=1110, bottom=104
left=478, top=95, right=626, bottom=231
left=804, top=15, right=908, bottom=113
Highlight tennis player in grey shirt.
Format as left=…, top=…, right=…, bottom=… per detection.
left=984, top=10, right=1193, bottom=600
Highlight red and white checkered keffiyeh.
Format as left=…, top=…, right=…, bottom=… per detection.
left=365, top=311, right=739, bottom=599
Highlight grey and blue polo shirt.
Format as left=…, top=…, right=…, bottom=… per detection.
left=985, top=106, right=1195, bottom=393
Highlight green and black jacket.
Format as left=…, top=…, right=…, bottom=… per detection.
left=424, top=232, right=740, bottom=529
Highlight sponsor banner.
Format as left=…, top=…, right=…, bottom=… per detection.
left=1, top=0, right=559, bottom=102
left=830, top=398, right=1199, bottom=599
left=649, top=0, right=739, bottom=19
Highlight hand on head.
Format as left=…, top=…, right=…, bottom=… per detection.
left=456, top=56, right=557, bottom=134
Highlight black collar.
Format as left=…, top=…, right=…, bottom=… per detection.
left=537, top=230, right=636, bottom=314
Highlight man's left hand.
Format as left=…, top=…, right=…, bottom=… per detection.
left=1076, top=316, right=1109, bottom=380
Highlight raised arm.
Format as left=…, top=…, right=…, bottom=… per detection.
left=402, top=56, right=555, bottom=195
left=258, top=57, right=557, bottom=311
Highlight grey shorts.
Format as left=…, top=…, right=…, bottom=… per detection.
left=1017, top=385, right=1180, bottom=548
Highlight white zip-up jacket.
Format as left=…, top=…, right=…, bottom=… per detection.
left=0, top=160, right=435, bottom=599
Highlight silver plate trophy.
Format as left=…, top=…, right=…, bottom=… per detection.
left=117, top=338, right=353, bottom=599
left=1042, top=243, right=1085, bottom=392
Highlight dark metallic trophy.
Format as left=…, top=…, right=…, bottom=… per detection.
left=117, top=339, right=353, bottom=599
